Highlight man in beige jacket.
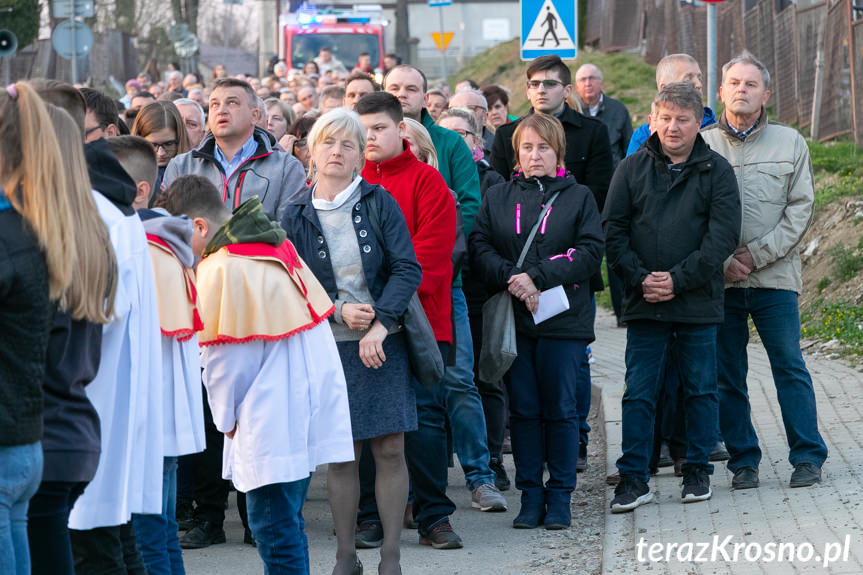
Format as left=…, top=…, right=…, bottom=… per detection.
left=701, top=53, right=828, bottom=491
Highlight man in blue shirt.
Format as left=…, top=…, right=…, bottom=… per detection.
left=626, top=54, right=716, bottom=157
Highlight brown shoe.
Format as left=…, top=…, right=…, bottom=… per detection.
left=673, top=458, right=687, bottom=477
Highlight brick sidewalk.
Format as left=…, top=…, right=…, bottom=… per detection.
left=590, top=309, right=863, bottom=575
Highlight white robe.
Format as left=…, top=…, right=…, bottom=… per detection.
left=68, top=193, right=164, bottom=530
left=161, top=335, right=205, bottom=457
left=201, top=321, right=354, bottom=493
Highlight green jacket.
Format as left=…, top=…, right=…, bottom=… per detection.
left=421, top=109, right=481, bottom=237
left=421, top=108, right=482, bottom=288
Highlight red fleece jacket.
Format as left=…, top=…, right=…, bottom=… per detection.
left=362, top=144, right=456, bottom=343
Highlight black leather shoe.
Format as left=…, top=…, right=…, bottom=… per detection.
left=489, top=457, right=511, bottom=491
left=790, top=463, right=822, bottom=488
left=731, top=467, right=759, bottom=490
left=243, top=527, right=256, bottom=547
left=179, top=520, right=226, bottom=549
left=176, top=505, right=196, bottom=531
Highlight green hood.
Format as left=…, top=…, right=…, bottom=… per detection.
left=202, top=197, right=286, bottom=258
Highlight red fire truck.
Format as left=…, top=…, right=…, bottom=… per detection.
left=282, top=4, right=388, bottom=75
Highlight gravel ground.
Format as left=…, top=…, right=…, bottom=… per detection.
left=182, top=396, right=606, bottom=574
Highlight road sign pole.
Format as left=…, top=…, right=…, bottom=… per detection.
left=70, top=0, right=77, bottom=84
left=706, top=2, right=716, bottom=111
left=438, top=6, right=447, bottom=79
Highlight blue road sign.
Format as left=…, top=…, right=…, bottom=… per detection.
left=52, top=20, right=93, bottom=60
left=520, top=0, right=577, bottom=60
left=428, top=0, right=452, bottom=6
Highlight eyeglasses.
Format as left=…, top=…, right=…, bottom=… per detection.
left=451, top=129, right=475, bottom=138
left=462, top=105, right=487, bottom=114
left=294, top=138, right=308, bottom=149
left=150, top=140, right=178, bottom=153
left=527, top=79, right=565, bottom=90
left=84, top=126, right=103, bottom=137
left=576, top=75, right=601, bottom=84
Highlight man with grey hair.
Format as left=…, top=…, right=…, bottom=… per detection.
left=626, top=53, right=715, bottom=157
left=449, top=88, right=494, bottom=158
left=574, top=64, right=632, bottom=167
left=174, top=98, right=206, bottom=147
left=701, top=53, right=828, bottom=491
left=604, top=82, right=741, bottom=512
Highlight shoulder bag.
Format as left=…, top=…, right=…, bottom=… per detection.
left=478, top=191, right=560, bottom=383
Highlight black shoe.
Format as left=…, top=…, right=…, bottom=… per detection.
left=243, top=527, right=256, bottom=547
left=657, top=442, right=673, bottom=468
left=681, top=466, right=712, bottom=503
left=351, top=555, right=363, bottom=575
left=731, top=467, right=759, bottom=490
left=610, top=476, right=653, bottom=513
left=616, top=318, right=627, bottom=328
left=179, top=520, right=226, bottom=549
left=176, top=505, right=196, bottom=531
left=489, top=457, right=511, bottom=491
left=576, top=442, right=588, bottom=473
left=354, top=521, right=384, bottom=549
left=418, top=519, right=463, bottom=549
left=790, top=463, right=822, bottom=488
left=709, top=441, right=730, bottom=462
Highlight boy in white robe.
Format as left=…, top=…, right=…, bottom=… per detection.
left=112, top=135, right=207, bottom=574
left=160, top=175, right=354, bottom=574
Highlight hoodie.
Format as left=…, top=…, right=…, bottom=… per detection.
left=85, top=138, right=138, bottom=215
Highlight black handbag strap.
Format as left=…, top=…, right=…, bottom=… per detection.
left=516, top=191, right=560, bottom=269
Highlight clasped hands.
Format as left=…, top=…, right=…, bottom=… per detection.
left=642, top=271, right=675, bottom=303
left=508, top=273, right=540, bottom=314
left=725, top=246, right=754, bottom=283
left=343, top=303, right=388, bottom=369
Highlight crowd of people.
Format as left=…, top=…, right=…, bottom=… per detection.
left=0, top=45, right=826, bottom=575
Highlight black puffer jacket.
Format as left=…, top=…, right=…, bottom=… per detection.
left=0, top=200, right=52, bottom=446
left=603, top=132, right=741, bottom=324
left=469, top=173, right=604, bottom=341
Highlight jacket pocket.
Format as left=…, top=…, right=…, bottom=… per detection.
left=753, top=162, right=793, bottom=204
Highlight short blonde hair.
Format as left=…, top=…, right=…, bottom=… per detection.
left=306, top=107, right=366, bottom=180
left=512, top=113, right=566, bottom=172
left=404, top=118, right=438, bottom=170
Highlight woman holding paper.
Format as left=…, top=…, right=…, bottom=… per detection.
left=469, top=113, right=604, bottom=530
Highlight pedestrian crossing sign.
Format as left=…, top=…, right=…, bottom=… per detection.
left=521, top=0, right=577, bottom=60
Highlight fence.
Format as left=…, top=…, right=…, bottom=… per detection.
left=4, top=30, right=137, bottom=93
left=585, top=0, right=863, bottom=145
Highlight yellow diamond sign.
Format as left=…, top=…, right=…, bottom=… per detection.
left=432, top=32, right=454, bottom=52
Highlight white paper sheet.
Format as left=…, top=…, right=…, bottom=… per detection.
left=531, top=285, right=570, bottom=324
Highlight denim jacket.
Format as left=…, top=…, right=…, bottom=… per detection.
left=281, top=179, right=422, bottom=330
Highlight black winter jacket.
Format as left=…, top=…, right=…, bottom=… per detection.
left=469, top=174, right=604, bottom=341
left=490, top=106, right=613, bottom=293
left=603, top=132, right=741, bottom=324
left=0, top=202, right=52, bottom=446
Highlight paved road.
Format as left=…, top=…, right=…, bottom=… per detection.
left=591, top=310, right=863, bottom=574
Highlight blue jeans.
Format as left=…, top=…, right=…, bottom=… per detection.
left=444, top=288, right=494, bottom=490
left=717, top=288, right=828, bottom=472
left=577, top=298, right=596, bottom=447
left=0, top=441, right=43, bottom=575
left=0, top=441, right=42, bottom=575
left=132, top=457, right=184, bottom=575
left=507, top=335, right=585, bottom=499
left=246, top=476, right=312, bottom=575
left=616, top=321, right=718, bottom=484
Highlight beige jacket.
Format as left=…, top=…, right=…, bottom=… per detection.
left=701, top=113, right=814, bottom=294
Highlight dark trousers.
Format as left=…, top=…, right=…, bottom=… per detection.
left=70, top=522, right=146, bottom=575
left=468, top=307, right=506, bottom=459
left=180, top=384, right=228, bottom=525
left=507, top=334, right=585, bottom=498
left=27, top=480, right=87, bottom=575
left=607, top=261, right=625, bottom=321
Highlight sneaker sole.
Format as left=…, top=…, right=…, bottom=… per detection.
left=731, top=480, right=759, bottom=490
left=354, top=537, right=383, bottom=549
left=419, top=537, right=463, bottom=549
left=471, top=500, right=508, bottom=512
left=681, top=487, right=713, bottom=503
left=610, top=491, right=654, bottom=513
left=789, top=477, right=821, bottom=488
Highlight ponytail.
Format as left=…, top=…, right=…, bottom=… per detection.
left=0, top=82, right=76, bottom=300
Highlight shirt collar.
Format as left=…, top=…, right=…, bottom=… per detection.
left=214, top=133, right=258, bottom=176
left=589, top=93, right=603, bottom=117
